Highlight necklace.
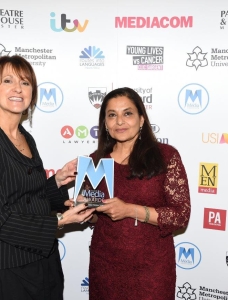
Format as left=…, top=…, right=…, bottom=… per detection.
left=5, top=131, right=25, bottom=152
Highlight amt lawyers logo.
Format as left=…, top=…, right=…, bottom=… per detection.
left=0, top=44, right=11, bottom=56
left=79, top=46, right=105, bottom=68
left=178, top=83, right=209, bottom=114
left=36, top=82, right=63, bottom=113
left=58, top=240, right=66, bottom=261
left=176, top=282, right=197, bottom=300
left=198, top=162, right=218, bottom=194
left=175, top=242, right=202, bottom=269
left=50, top=12, right=88, bottom=32
left=204, top=208, right=226, bottom=231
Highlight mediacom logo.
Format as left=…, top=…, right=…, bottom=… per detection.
left=198, top=162, right=218, bottom=194
left=115, top=16, right=193, bottom=28
left=203, top=208, right=227, bottom=231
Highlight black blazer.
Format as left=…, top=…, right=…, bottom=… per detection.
left=0, top=124, right=68, bottom=269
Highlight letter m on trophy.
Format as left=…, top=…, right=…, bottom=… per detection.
left=73, top=156, right=114, bottom=207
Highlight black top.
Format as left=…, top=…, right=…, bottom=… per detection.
left=0, top=124, right=68, bottom=269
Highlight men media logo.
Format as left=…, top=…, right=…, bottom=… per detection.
left=0, top=9, right=24, bottom=29
left=0, top=44, right=11, bottom=56
left=127, top=46, right=164, bottom=70
left=198, top=163, right=218, bottom=194
left=36, top=82, right=63, bottom=113
left=178, top=83, right=209, bottom=114
left=58, top=240, right=66, bottom=261
left=50, top=12, right=88, bottom=32
left=202, top=132, right=228, bottom=144
left=115, top=16, right=193, bottom=28
left=134, top=87, right=152, bottom=109
left=88, top=87, right=107, bottom=109
left=186, top=46, right=208, bottom=70
left=203, top=208, right=226, bottom=231
left=175, top=242, right=201, bottom=269
left=79, top=46, right=105, bottom=69
left=176, top=282, right=197, bottom=300
left=81, top=277, right=89, bottom=293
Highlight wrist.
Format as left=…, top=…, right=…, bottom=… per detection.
left=56, top=212, right=64, bottom=229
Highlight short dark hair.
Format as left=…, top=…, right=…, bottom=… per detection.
left=95, top=87, right=166, bottom=179
left=0, top=55, right=37, bottom=108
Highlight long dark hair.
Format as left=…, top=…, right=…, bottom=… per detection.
left=95, top=87, right=166, bottom=179
left=0, top=55, right=37, bottom=109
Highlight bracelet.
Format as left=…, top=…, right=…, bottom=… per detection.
left=56, top=213, right=64, bottom=230
left=144, top=206, right=150, bottom=223
left=134, top=206, right=138, bottom=227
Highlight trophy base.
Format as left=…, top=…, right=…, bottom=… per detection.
left=88, top=202, right=104, bottom=208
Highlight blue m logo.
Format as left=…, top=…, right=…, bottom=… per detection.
left=74, top=156, right=114, bottom=201
left=185, top=89, right=202, bottom=106
left=40, top=88, right=56, bottom=104
left=178, top=247, right=194, bottom=263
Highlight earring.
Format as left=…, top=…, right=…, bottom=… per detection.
left=106, top=127, right=109, bottom=141
left=28, top=106, right=33, bottom=127
left=138, top=126, right=142, bottom=140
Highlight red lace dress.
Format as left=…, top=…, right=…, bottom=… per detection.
left=89, top=143, right=191, bottom=300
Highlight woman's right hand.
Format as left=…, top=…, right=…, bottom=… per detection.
left=58, top=203, right=95, bottom=227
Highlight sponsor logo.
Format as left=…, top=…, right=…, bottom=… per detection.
left=134, top=87, right=152, bottom=109
left=58, top=240, right=66, bottom=260
left=176, top=282, right=197, bottom=300
left=50, top=12, right=88, bottom=32
left=14, top=47, right=56, bottom=68
left=175, top=242, right=201, bottom=269
left=45, top=168, right=60, bottom=178
left=211, top=48, right=228, bottom=67
left=0, top=9, right=24, bottom=29
left=127, top=46, right=164, bottom=70
left=151, top=124, right=160, bottom=133
left=226, top=251, right=228, bottom=266
left=199, top=286, right=228, bottom=298
left=0, top=43, right=11, bottom=56
left=186, top=46, right=208, bottom=70
left=115, top=16, right=193, bottom=28
left=36, top=82, right=63, bottom=113
left=198, top=162, right=218, bottom=194
left=81, top=277, right=89, bottom=293
left=61, top=125, right=98, bottom=144
left=203, top=208, right=227, bottom=231
left=202, top=132, right=228, bottom=144
left=220, top=11, right=228, bottom=29
left=88, top=88, right=107, bottom=109
left=79, top=46, right=105, bottom=69
left=178, top=83, right=209, bottom=114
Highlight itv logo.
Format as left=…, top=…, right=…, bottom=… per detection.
left=50, top=12, right=89, bottom=32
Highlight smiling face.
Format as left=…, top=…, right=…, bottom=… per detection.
left=0, top=64, right=32, bottom=116
left=105, top=96, right=144, bottom=144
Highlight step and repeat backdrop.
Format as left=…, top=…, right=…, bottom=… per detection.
left=1, top=0, right=227, bottom=299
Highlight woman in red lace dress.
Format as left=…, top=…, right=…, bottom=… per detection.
left=88, top=87, right=191, bottom=300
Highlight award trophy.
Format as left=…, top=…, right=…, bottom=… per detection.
left=73, top=156, right=114, bottom=208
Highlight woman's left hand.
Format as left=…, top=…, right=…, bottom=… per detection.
left=95, top=197, right=129, bottom=221
left=55, top=158, right=77, bottom=188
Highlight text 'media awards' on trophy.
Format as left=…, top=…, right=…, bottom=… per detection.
left=73, top=156, right=114, bottom=208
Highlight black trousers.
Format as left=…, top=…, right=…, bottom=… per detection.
left=0, top=242, right=64, bottom=300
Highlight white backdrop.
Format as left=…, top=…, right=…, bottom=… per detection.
left=1, top=1, right=227, bottom=299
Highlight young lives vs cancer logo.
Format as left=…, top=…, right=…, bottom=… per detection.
left=88, top=88, right=107, bottom=109
left=198, top=162, right=218, bottom=194
left=203, top=208, right=227, bottom=231
left=126, top=45, right=164, bottom=70
left=50, top=12, right=88, bottom=32
left=79, top=46, right=105, bottom=69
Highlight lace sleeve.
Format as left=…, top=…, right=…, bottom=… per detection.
left=155, top=151, right=191, bottom=237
